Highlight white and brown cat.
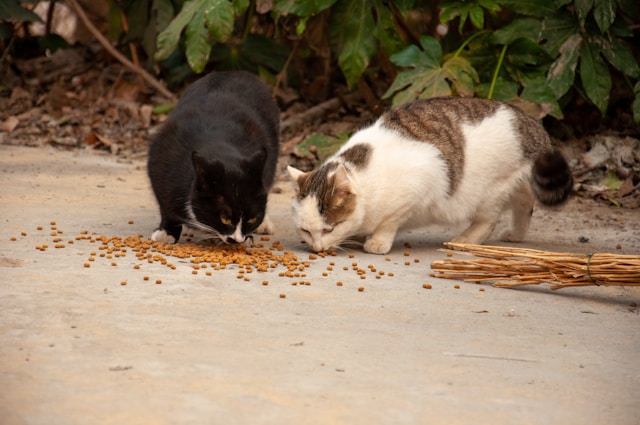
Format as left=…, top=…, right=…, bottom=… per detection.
left=287, top=97, right=573, bottom=254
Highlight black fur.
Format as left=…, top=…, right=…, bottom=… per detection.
left=532, top=150, right=574, bottom=206
left=147, top=71, right=280, bottom=243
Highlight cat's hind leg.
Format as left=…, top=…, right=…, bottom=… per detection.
left=499, top=181, right=534, bottom=242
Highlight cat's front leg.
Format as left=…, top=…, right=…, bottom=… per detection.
left=255, top=216, right=275, bottom=235
left=363, top=225, right=399, bottom=255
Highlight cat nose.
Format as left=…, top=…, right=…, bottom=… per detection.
left=227, top=236, right=245, bottom=244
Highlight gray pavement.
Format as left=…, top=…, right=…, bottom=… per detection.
left=1, top=145, right=639, bottom=425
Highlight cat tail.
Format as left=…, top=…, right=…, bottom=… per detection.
left=531, top=150, right=573, bottom=206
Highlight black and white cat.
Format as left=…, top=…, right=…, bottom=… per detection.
left=148, top=71, right=280, bottom=244
left=287, top=97, right=573, bottom=254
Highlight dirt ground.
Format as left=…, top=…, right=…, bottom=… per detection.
left=1, top=45, right=640, bottom=424
left=0, top=145, right=639, bottom=425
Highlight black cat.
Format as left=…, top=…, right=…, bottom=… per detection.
left=147, top=71, right=280, bottom=244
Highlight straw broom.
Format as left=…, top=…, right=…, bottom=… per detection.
left=430, top=243, right=640, bottom=290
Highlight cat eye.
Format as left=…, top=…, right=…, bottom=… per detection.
left=220, top=217, right=232, bottom=226
left=246, top=217, right=257, bottom=225
left=300, top=229, right=311, bottom=236
left=322, top=226, right=334, bottom=235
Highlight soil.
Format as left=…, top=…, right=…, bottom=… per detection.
left=1, top=46, right=640, bottom=424
left=1, top=45, right=639, bottom=209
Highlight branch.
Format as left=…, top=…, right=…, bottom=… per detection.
left=66, top=0, right=177, bottom=102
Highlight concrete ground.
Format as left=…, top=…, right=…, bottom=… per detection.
left=1, top=144, right=639, bottom=425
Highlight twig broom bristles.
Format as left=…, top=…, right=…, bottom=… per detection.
left=430, top=243, right=640, bottom=290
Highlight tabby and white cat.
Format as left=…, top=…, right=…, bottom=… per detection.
left=287, top=97, right=573, bottom=254
left=148, top=71, right=280, bottom=244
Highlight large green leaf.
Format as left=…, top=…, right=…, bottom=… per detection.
left=520, top=75, right=563, bottom=118
left=0, top=0, right=41, bottom=22
left=274, top=0, right=338, bottom=16
left=574, top=0, right=594, bottom=27
left=384, top=36, right=478, bottom=104
left=539, top=12, right=579, bottom=56
left=330, top=0, right=377, bottom=89
left=593, top=0, right=616, bottom=33
left=492, top=17, right=542, bottom=44
left=601, top=37, right=640, bottom=78
left=546, top=33, right=582, bottom=98
left=204, top=0, right=234, bottom=41
left=580, top=40, right=611, bottom=115
left=500, top=0, right=570, bottom=17
left=155, top=0, right=201, bottom=61
left=185, top=11, right=210, bottom=73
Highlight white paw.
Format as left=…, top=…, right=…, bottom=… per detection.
left=499, top=229, right=524, bottom=242
left=151, top=229, right=176, bottom=244
left=363, top=238, right=392, bottom=255
left=256, top=217, right=275, bottom=235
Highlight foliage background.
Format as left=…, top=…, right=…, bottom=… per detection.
left=2, top=0, right=640, bottom=124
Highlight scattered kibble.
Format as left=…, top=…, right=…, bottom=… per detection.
left=422, top=283, right=432, bottom=289
left=336, top=281, right=343, bottom=286
left=262, top=281, right=269, bottom=286
left=120, top=281, right=127, bottom=286
left=454, top=284, right=460, bottom=289
left=279, top=293, right=286, bottom=298
left=21, top=232, right=27, bottom=236
left=155, top=279, right=162, bottom=284
left=143, top=276, right=149, bottom=281
left=358, top=287, right=365, bottom=292
left=479, top=288, right=485, bottom=292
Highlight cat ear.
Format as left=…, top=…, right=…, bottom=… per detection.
left=332, top=164, right=352, bottom=194
left=246, top=148, right=267, bottom=173
left=192, top=151, right=224, bottom=186
left=286, top=166, right=308, bottom=193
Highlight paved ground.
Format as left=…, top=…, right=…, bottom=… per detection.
left=1, top=145, right=639, bottom=425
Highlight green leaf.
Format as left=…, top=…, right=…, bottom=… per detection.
left=593, top=0, right=616, bottom=33
left=297, top=133, right=351, bottom=162
left=185, top=11, right=210, bottom=73
left=500, top=0, right=570, bottom=17
left=393, top=0, right=416, bottom=15
left=155, top=0, right=201, bottom=61
left=204, top=0, right=234, bottom=41
left=574, top=0, right=594, bottom=27
left=0, top=0, right=42, bottom=22
left=384, top=36, right=478, bottom=104
left=234, top=0, right=250, bottom=16
left=601, top=37, right=640, bottom=78
left=546, top=33, right=582, bottom=98
left=492, top=17, right=542, bottom=45
left=329, top=0, right=377, bottom=89
left=520, top=75, right=563, bottom=118
left=274, top=0, right=338, bottom=16
left=475, top=78, right=519, bottom=100
left=539, top=11, right=579, bottom=57
left=469, top=5, right=485, bottom=29
left=580, top=41, right=611, bottom=115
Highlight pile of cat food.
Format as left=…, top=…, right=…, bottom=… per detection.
left=8, top=221, right=455, bottom=296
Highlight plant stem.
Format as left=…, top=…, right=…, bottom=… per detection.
left=488, top=44, right=507, bottom=99
left=453, top=30, right=490, bottom=58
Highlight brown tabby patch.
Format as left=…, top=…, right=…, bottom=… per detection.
left=296, top=162, right=356, bottom=226
left=339, top=144, right=371, bottom=169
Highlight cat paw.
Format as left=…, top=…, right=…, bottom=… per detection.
left=448, top=236, right=473, bottom=249
left=363, top=238, right=392, bottom=255
left=151, top=229, right=176, bottom=244
left=256, top=217, right=275, bottom=235
left=499, top=230, right=524, bottom=242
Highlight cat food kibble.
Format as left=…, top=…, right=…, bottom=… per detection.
left=423, top=283, right=432, bottom=289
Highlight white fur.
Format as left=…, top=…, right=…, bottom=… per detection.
left=151, top=229, right=176, bottom=244
left=289, top=106, right=534, bottom=254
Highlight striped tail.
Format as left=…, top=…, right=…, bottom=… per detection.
left=531, top=151, right=573, bottom=206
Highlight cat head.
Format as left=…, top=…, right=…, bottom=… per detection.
left=287, top=163, right=363, bottom=252
left=189, top=150, right=268, bottom=244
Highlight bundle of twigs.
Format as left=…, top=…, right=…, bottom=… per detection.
left=430, top=243, right=640, bottom=290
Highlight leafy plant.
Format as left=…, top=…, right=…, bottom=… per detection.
left=386, top=0, right=640, bottom=121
